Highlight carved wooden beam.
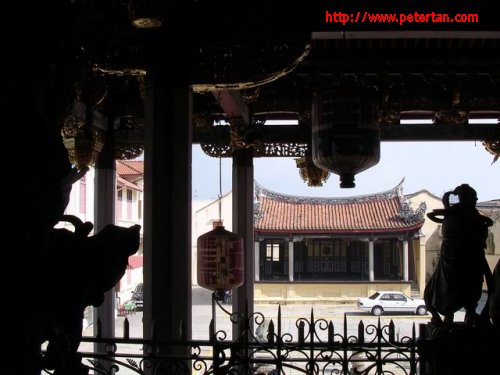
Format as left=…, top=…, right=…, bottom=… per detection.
left=213, top=90, right=250, bottom=124
left=193, top=122, right=500, bottom=145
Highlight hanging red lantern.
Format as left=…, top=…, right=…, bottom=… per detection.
left=197, top=220, right=244, bottom=297
left=312, top=89, right=380, bottom=188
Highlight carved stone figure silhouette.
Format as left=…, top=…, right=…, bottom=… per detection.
left=491, top=259, right=500, bottom=333
left=41, top=215, right=141, bottom=374
left=424, top=184, right=493, bottom=327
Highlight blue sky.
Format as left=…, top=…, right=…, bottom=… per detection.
left=192, top=141, right=499, bottom=202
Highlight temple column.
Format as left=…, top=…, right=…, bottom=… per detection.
left=255, top=241, right=260, bottom=281
left=94, top=113, right=116, bottom=358
left=232, top=148, right=254, bottom=337
left=369, top=240, right=375, bottom=282
left=402, top=239, right=409, bottom=281
left=288, top=240, right=294, bottom=282
left=143, top=50, right=192, bottom=356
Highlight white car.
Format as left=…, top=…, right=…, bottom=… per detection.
left=357, top=291, right=428, bottom=316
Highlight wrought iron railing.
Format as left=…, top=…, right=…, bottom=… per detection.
left=42, top=297, right=422, bottom=375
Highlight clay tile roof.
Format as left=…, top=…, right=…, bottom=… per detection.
left=254, top=180, right=426, bottom=234
left=116, top=160, right=144, bottom=176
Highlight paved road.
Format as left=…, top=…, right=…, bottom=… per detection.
left=94, top=304, right=435, bottom=342
left=80, top=287, right=487, bottom=375
left=84, top=287, right=489, bottom=341
left=86, top=287, right=439, bottom=341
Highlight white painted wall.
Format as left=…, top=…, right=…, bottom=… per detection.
left=407, top=190, right=443, bottom=288
left=62, top=167, right=96, bottom=228
left=62, top=165, right=144, bottom=303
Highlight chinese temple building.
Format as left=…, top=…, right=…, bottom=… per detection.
left=253, top=180, right=426, bottom=303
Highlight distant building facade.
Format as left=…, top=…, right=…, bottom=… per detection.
left=478, top=200, right=500, bottom=274
left=63, top=160, right=144, bottom=297
left=193, top=181, right=499, bottom=303
left=64, top=161, right=499, bottom=304
left=252, top=180, right=426, bottom=302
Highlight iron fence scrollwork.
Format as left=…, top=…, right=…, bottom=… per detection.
left=41, top=294, right=422, bottom=375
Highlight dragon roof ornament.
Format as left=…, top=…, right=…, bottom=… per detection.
left=254, top=178, right=405, bottom=205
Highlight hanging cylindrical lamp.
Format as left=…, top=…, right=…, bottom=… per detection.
left=197, top=159, right=244, bottom=299
left=197, top=220, right=244, bottom=299
left=61, top=101, right=105, bottom=170
left=311, top=89, right=380, bottom=188
left=62, top=71, right=108, bottom=169
left=113, top=77, right=145, bottom=160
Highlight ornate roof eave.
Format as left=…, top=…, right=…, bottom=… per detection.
left=254, top=223, right=425, bottom=235
left=395, top=178, right=427, bottom=224
left=254, top=179, right=404, bottom=205
left=253, top=179, right=427, bottom=232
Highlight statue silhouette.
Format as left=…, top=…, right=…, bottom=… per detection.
left=41, top=215, right=141, bottom=375
left=424, top=184, right=493, bottom=327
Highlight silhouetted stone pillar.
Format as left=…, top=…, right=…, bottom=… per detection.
left=142, top=66, right=192, bottom=356
left=4, top=5, right=81, bottom=373
left=93, top=118, right=116, bottom=359
left=232, top=148, right=254, bottom=337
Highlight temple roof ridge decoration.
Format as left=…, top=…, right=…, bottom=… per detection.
left=254, top=178, right=405, bottom=205
left=254, top=178, right=426, bottom=233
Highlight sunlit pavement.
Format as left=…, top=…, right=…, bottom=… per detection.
left=84, top=286, right=488, bottom=341
left=77, top=287, right=487, bottom=375
left=84, top=287, right=461, bottom=341
left=192, top=301, right=437, bottom=341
